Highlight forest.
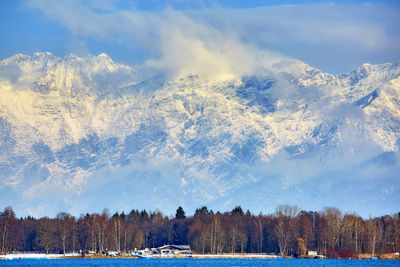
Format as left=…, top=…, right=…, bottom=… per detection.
left=1, top=205, right=399, bottom=257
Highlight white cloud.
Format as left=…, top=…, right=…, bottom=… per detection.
left=27, top=1, right=264, bottom=81
left=209, top=3, right=396, bottom=48
left=27, top=0, right=157, bottom=45
left=145, top=10, right=264, bottom=81
left=0, top=63, right=21, bottom=83
left=27, top=1, right=400, bottom=75
left=198, top=3, right=400, bottom=72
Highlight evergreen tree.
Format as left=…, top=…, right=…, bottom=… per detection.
left=175, top=206, right=186, bottom=220
left=231, top=206, right=244, bottom=216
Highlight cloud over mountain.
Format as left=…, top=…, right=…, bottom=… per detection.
left=26, top=0, right=400, bottom=74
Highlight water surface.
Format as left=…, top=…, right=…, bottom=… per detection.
left=0, top=258, right=398, bottom=267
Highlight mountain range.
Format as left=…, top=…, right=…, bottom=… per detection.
left=0, top=52, right=399, bottom=217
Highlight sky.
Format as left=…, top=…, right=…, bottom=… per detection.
left=0, top=0, right=399, bottom=74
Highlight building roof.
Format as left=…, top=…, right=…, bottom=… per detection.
left=157, top=245, right=191, bottom=250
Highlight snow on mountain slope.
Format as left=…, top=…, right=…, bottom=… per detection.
left=0, top=52, right=399, bottom=217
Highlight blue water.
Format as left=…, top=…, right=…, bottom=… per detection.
left=0, top=259, right=399, bottom=267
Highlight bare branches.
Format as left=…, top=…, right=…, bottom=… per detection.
left=0, top=206, right=399, bottom=256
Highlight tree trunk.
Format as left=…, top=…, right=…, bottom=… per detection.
left=259, top=218, right=263, bottom=253
left=62, top=233, right=66, bottom=256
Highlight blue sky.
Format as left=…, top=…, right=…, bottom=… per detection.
left=1, top=0, right=399, bottom=74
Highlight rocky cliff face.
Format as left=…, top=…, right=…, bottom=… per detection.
left=0, top=52, right=399, bottom=217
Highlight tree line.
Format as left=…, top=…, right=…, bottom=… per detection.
left=1, top=205, right=399, bottom=257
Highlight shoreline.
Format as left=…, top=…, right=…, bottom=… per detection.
left=1, top=253, right=399, bottom=260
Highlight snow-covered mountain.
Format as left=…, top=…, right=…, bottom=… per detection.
left=0, top=52, right=399, bottom=217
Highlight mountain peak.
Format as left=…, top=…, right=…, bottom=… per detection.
left=0, top=52, right=137, bottom=96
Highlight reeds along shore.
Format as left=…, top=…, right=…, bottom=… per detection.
left=1, top=205, right=399, bottom=258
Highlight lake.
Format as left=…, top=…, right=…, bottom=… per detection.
left=0, top=258, right=398, bottom=267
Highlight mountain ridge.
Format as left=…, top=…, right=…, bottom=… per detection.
left=0, top=52, right=399, bottom=217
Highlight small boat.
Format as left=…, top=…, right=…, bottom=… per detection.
left=140, top=254, right=153, bottom=259
left=138, top=248, right=153, bottom=258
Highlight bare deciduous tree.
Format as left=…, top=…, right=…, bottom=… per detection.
left=275, top=205, right=298, bottom=256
